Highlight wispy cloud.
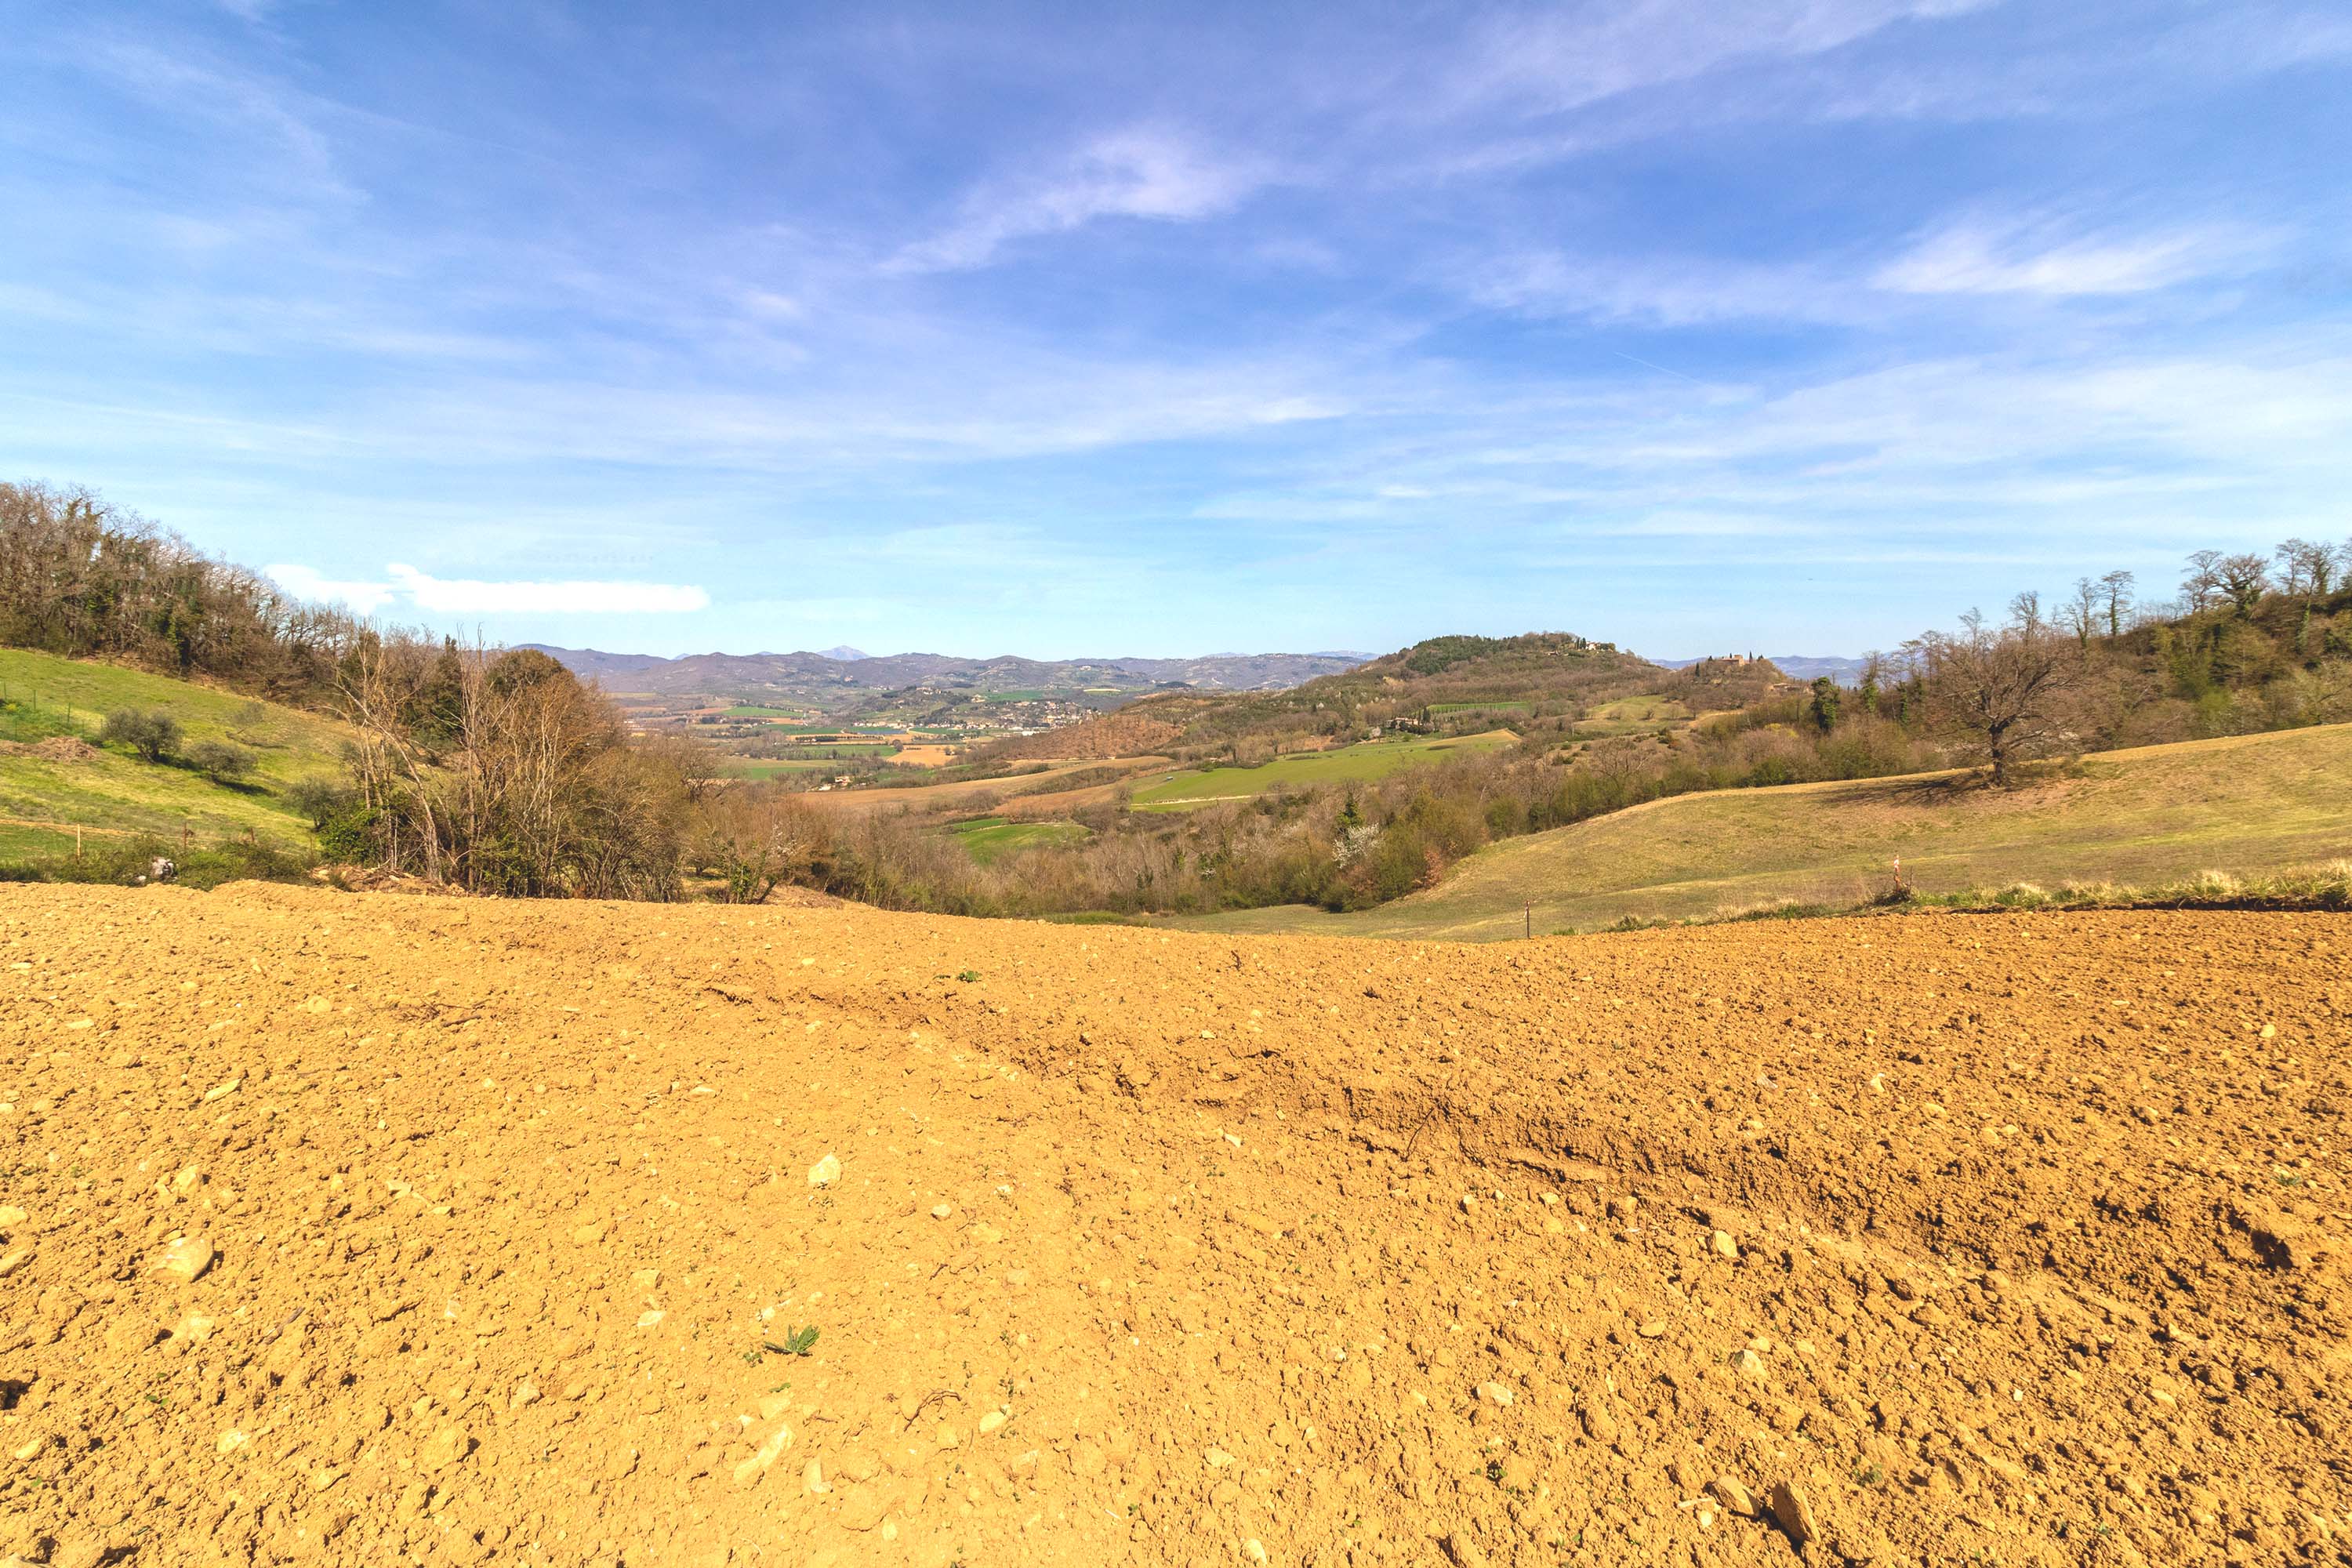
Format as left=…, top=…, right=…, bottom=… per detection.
left=1460, top=249, right=1860, bottom=327
left=887, top=128, right=1263, bottom=272
left=266, top=564, right=710, bottom=615
left=1875, top=217, right=2274, bottom=296
left=1434, top=0, right=1997, bottom=121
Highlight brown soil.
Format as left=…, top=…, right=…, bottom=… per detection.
left=981, top=708, right=1194, bottom=762
left=797, top=757, right=1165, bottom=819
left=1, top=887, right=2345, bottom=1568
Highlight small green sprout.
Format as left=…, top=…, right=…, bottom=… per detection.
left=765, top=1324, right=820, bottom=1356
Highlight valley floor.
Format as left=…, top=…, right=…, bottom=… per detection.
left=0, top=887, right=2346, bottom=1567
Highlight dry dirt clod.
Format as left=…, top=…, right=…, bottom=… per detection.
left=1440, top=1529, right=1490, bottom=1568
left=808, top=1153, right=841, bottom=1188
left=1710, top=1228, right=1738, bottom=1259
left=1768, top=1479, right=1819, bottom=1550
left=731, top=1421, right=793, bottom=1486
left=1710, top=1475, right=1756, bottom=1517
left=419, top=1425, right=472, bottom=1472
left=151, top=1234, right=215, bottom=1284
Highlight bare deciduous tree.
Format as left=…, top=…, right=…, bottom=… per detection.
left=334, top=638, right=693, bottom=895
left=2007, top=589, right=2045, bottom=636
left=2216, top=553, right=2270, bottom=619
left=2063, top=577, right=2101, bottom=648
left=1905, top=609, right=2084, bottom=786
left=2183, top=550, right=2224, bottom=612
left=2098, top=569, right=2135, bottom=637
left=2275, top=538, right=2336, bottom=597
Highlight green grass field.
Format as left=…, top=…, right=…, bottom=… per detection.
left=0, top=648, right=348, bottom=858
left=767, top=742, right=900, bottom=757
left=720, top=704, right=818, bottom=720
left=1570, top=695, right=1694, bottom=735
left=1174, top=724, right=2352, bottom=941
left=1128, top=730, right=1517, bottom=812
left=717, top=757, right=841, bottom=780
left=945, top=815, right=1092, bottom=863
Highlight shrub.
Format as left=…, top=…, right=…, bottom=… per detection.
left=100, top=708, right=180, bottom=763
left=284, top=775, right=354, bottom=829
left=316, top=803, right=381, bottom=865
left=184, top=739, right=256, bottom=782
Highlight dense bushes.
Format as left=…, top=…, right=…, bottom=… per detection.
left=0, top=834, right=313, bottom=891
left=336, top=639, right=702, bottom=898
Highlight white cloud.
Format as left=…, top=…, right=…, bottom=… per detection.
left=263, top=563, right=398, bottom=613
left=1875, top=220, right=2270, bottom=296
left=265, top=563, right=709, bottom=615
left=887, top=128, right=1262, bottom=273
left=1461, top=249, right=1861, bottom=327
left=386, top=564, right=709, bottom=614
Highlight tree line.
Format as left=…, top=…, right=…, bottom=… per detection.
left=4, top=481, right=2346, bottom=913
left=0, top=481, right=705, bottom=897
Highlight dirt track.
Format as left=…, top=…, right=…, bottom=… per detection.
left=1, top=887, right=2346, bottom=1567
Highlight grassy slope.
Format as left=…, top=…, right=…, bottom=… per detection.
left=1176, top=724, right=2352, bottom=941
left=1571, top=696, right=1696, bottom=735
left=0, top=648, right=346, bottom=857
left=946, top=816, right=1092, bottom=864
left=1128, top=730, right=1516, bottom=812
left=717, top=758, right=840, bottom=779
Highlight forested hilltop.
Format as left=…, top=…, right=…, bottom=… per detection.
left=0, top=481, right=694, bottom=895
left=2, top=480, right=2347, bottom=920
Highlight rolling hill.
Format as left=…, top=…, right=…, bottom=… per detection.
left=1126, top=729, right=1519, bottom=811
left=0, top=648, right=347, bottom=859
left=980, top=631, right=1665, bottom=764
left=524, top=644, right=1370, bottom=709
left=1173, top=723, right=2352, bottom=940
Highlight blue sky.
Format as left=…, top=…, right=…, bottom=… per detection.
left=3, top=2, right=2347, bottom=659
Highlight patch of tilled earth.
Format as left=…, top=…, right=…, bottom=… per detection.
left=0, top=887, right=2345, bottom=1568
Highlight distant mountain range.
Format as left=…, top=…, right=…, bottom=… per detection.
left=521, top=644, right=1372, bottom=706
left=1661, top=654, right=1871, bottom=681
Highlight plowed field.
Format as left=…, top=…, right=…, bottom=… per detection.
left=2, top=887, right=2346, bottom=1568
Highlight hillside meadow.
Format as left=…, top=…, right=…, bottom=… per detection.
left=1173, top=723, right=2352, bottom=940
left=0, top=648, right=347, bottom=858
left=1127, top=729, right=1517, bottom=811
